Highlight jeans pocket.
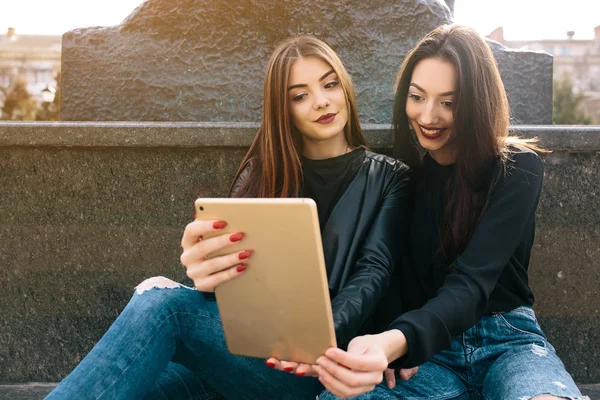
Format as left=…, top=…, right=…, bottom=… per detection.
left=496, top=308, right=547, bottom=341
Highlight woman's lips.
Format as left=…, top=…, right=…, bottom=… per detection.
left=418, top=124, right=445, bottom=140
left=316, top=113, right=336, bottom=124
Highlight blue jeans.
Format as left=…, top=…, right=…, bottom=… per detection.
left=319, top=307, right=588, bottom=400
left=46, top=277, right=324, bottom=400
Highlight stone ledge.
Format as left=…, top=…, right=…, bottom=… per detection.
left=0, top=122, right=599, bottom=151
left=1, top=383, right=598, bottom=399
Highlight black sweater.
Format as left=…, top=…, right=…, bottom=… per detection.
left=232, top=151, right=414, bottom=347
left=388, top=145, right=543, bottom=368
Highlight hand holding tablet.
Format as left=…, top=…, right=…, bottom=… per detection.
left=181, top=198, right=337, bottom=365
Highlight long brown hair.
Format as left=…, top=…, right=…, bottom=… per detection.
left=229, top=36, right=366, bottom=198
left=392, top=24, right=542, bottom=264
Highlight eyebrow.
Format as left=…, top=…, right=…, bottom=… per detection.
left=409, top=83, right=454, bottom=97
left=287, top=70, right=336, bottom=91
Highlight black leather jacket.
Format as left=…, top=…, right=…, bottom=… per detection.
left=233, top=151, right=413, bottom=346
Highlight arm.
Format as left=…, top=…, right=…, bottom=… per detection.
left=331, top=163, right=414, bottom=347
left=229, top=160, right=253, bottom=198
left=389, top=151, right=544, bottom=368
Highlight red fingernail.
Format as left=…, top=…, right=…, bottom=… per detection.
left=265, top=361, right=275, bottom=368
left=213, top=221, right=227, bottom=229
left=295, top=372, right=305, bottom=377
left=194, top=213, right=197, bottom=220
left=238, top=250, right=253, bottom=260
left=236, top=264, right=247, bottom=273
left=230, top=232, right=244, bottom=242
left=284, top=367, right=293, bottom=372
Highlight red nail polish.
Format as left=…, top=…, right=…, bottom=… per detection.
left=238, top=250, right=253, bottom=260
left=213, top=221, right=227, bottom=229
left=265, top=361, right=275, bottom=368
left=295, top=372, right=305, bottom=377
left=284, top=367, right=293, bottom=372
left=236, top=264, right=247, bottom=273
left=194, top=213, right=197, bottom=220
left=230, top=232, right=244, bottom=242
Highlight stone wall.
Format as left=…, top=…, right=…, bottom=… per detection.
left=0, top=122, right=598, bottom=383
left=60, top=0, right=552, bottom=124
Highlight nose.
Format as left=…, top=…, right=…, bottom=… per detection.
left=313, top=89, right=330, bottom=110
left=420, top=100, right=439, bottom=125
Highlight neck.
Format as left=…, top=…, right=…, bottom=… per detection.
left=302, top=135, right=351, bottom=160
left=429, top=145, right=458, bottom=166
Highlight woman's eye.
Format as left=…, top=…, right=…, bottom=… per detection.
left=408, top=93, right=423, bottom=101
left=324, top=80, right=340, bottom=89
left=292, top=93, right=307, bottom=102
left=442, top=101, right=453, bottom=108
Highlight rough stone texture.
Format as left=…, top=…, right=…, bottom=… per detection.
left=0, top=384, right=56, bottom=400
left=444, top=0, right=455, bottom=14
left=488, top=41, right=554, bottom=124
left=0, top=123, right=598, bottom=384
left=60, top=0, right=452, bottom=124
left=59, top=0, right=552, bottom=125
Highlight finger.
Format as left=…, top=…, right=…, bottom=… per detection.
left=280, top=361, right=298, bottom=373
left=181, top=231, right=245, bottom=265
left=295, top=363, right=318, bottom=377
left=317, top=356, right=383, bottom=390
left=316, top=363, right=375, bottom=399
left=267, top=357, right=286, bottom=372
left=399, top=366, right=418, bottom=381
left=324, top=348, right=388, bottom=373
left=265, top=358, right=277, bottom=369
left=185, top=249, right=253, bottom=277
left=181, top=220, right=228, bottom=249
left=385, top=368, right=396, bottom=389
left=187, top=264, right=247, bottom=292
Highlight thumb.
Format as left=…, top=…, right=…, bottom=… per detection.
left=384, top=368, right=396, bottom=389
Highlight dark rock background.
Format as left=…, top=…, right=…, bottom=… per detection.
left=60, top=0, right=552, bottom=124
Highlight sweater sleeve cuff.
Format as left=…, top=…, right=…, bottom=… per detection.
left=387, top=321, right=419, bottom=369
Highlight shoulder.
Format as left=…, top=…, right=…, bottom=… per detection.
left=364, top=150, right=412, bottom=176
left=494, top=144, right=544, bottom=195
left=230, top=158, right=257, bottom=197
left=505, top=144, right=544, bottom=177
left=363, top=150, right=414, bottom=194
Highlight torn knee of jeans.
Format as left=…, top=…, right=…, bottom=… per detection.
left=135, top=276, right=182, bottom=295
left=552, top=381, right=568, bottom=390
left=531, top=343, right=548, bottom=357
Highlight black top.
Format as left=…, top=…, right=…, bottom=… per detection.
left=301, top=148, right=367, bottom=228
left=231, top=151, right=414, bottom=346
left=387, top=145, right=543, bottom=368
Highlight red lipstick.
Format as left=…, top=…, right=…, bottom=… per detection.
left=418, top=124, right=446, bottom=140
left=316, top=113, right=336, bottom=124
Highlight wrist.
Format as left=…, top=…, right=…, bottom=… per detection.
left=377, top=329, right=407, bottom=363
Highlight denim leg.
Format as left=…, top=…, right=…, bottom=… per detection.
left=144, top=362, right=224, bottom=400
left=482, top=344, right=588, bottom=400
left=47, top=277, right=324, bottom=400
left=47, top=278, right=207, bottom=399
left=317, top=360, right=469, bottom=400
left=479, top=307, right=589, bottom=400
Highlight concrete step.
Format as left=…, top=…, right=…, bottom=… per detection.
left=0, top=383, right=599, bottom=399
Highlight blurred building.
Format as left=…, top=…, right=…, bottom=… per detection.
left=0, top=27, right=61, bottom=104
left=488, top=25, right=600, bottom=124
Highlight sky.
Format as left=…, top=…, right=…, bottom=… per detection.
left=1, top=0, right=599, bottom=41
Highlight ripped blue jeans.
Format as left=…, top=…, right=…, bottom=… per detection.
left=319, top=306, right=588, bottom=400
left=46, top=277, right=324, bottom=400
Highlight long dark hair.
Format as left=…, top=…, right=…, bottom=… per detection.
left=229, top=35, right=366, bottom=198
left=393, top=24, right=542, bottom=264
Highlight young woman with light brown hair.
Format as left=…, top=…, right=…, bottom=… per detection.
left=47, top=35, right=414, bottom=400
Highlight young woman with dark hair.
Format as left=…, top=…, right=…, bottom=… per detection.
left=315, top=25, right=587, bottom=400
left=46, top=36, right=413, bottom=400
